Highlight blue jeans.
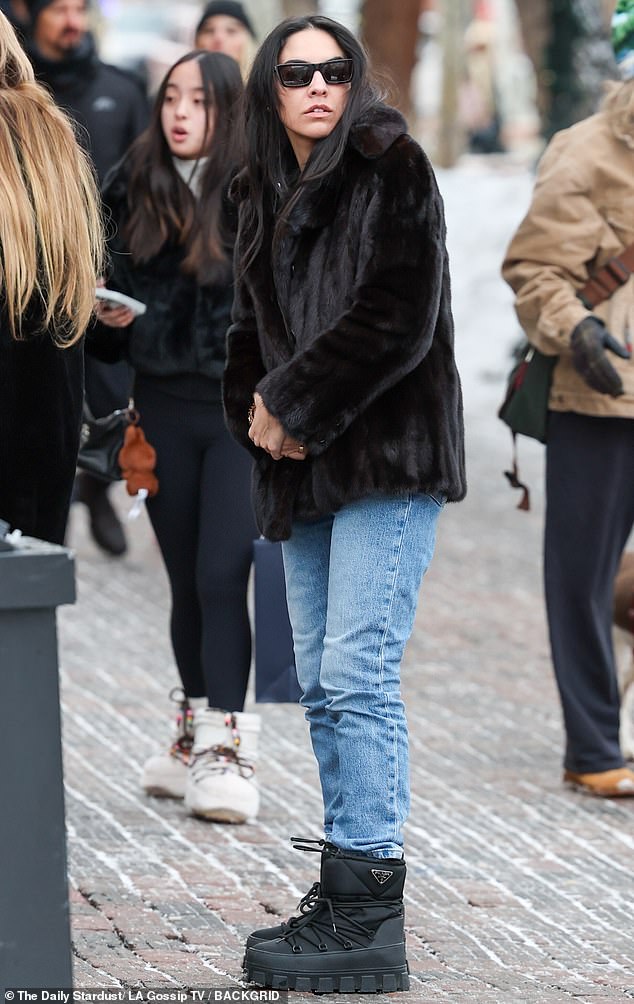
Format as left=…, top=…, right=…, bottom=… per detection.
left=282, top=492, right=442, bottom=859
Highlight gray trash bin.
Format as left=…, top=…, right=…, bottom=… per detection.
left=0, top=531, right=75, bottom=987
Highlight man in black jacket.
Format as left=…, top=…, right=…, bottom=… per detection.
left=25, top=0, right=148, bottom=555
left=1, top=2, right=28, bottom=33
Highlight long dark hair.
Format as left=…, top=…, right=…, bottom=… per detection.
left=238, top=15, right=381, bottom=275
left=123, top=50, right=243, bottom=284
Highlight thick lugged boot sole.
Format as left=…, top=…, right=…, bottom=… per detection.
left=244, top=939, right=410, bottom=994
left=244, top=962, right=410, bottom=993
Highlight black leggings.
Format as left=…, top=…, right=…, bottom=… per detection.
left=134, top=378, right=256, bottom=711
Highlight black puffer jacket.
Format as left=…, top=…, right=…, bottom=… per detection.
left=224, top=104, right=466, bottom=541
left=27, top=34, right=148, bottom=184
left=89, top=163, right=235, bottom=390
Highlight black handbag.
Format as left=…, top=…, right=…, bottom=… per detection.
left=77, top=401, right=137, bottom=483
left=252, top=537, right=302, bottom=704
left=497, top=344, right=556, bottom=511
left=498, top=343, right=557, bottom=445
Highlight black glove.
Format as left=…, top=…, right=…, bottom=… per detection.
left=570, top=316, right=630, bottom=397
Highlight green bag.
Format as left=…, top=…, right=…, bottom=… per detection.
left=497, top=344, right=557, bottom=510
left=498, top=343, right=557, bottom=444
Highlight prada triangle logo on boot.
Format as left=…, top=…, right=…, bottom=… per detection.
left=371, top=868, right=394, bottom=885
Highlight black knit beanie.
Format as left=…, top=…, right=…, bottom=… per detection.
left=25, top=0, right=89, bottom=22
left=196, top=1, right=256, bottom=39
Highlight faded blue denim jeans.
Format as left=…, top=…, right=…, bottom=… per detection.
left=281, top=492, right=442, bottom=859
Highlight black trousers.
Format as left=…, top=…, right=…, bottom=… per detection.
left=545, top=411, right=634, bottom=773
left=134, top=378, right=256, bottom=712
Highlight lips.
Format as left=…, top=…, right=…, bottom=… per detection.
left=304, top=104, right=333, bottom=116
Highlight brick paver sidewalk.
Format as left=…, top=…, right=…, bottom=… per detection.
left=54, top=163, right=634, bottom=1003
left=58, top=406, right=634, bottom=1002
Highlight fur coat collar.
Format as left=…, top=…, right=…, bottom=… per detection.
left=283, top=104, right=408, bottom=234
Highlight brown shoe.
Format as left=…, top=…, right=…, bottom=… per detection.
left=563, top=767, right=634, bottom=797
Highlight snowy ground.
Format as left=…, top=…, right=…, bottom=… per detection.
left=438, top=157, right=534, bottom=420
left=436, top=157, right=548, bottom=517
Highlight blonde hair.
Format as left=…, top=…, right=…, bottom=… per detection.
left=194, top=23, right=257, bottom=82
left=237, top=33, right=257, bottom=81
left=0, top=13, right=103, bottom=344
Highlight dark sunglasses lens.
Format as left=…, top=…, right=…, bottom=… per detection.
left=277, top=64, right=312, bottom=86
left=322, top=59, right=353, bottom=83
left=276, top=60, right=353, bottom=87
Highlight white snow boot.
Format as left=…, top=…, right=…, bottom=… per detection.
left=141, top=690, right=205, bottom=799
left=184, top=708, right=260, bottom=823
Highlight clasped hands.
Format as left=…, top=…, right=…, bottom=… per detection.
left=248, top=392, right=307, bottom=461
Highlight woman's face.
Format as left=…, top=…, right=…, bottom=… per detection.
left=275, top=28, right=352, bottom=168
left=195, top=15, right=249, bottom=62
left=161, top=59, right=214, bottom=160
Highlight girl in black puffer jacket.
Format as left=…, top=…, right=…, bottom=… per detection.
left=92, top=51, right=260, bottom=824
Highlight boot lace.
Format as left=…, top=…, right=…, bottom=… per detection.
left=282, top=898, right=401, bottom=953
left=190, top=712, right=255, bottom=779
left=281, top=836, right=402, bottom=953
left=272, top=880, right=322, bottom=935
left=290, top=836, right=329, bottom=853
left=266, top=837, right=330, bottom=934
left=168, top=687, right=194, bottom=764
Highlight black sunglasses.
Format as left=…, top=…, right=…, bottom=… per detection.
left=274, top=58, right=354, bottom=88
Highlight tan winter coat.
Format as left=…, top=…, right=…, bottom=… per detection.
left=502, top=82, right=634, bottom=418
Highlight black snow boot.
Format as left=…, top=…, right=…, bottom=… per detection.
left=243, top=843, right=409, bottom=994
left=247, top=838, right=337, bottom=949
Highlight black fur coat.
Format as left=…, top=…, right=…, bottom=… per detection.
left=0, top=314, right=83, bottom=543
left=224, top=104, right=466, bottom=541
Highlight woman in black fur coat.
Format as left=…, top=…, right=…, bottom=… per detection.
left=224, top=15, right=466, bottom=994
left=91, top=51, right=260, bottom=825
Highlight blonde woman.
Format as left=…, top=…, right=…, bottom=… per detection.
left=0, top=11, right=103, bottom=544
left=194, top=1, right=257, bottom=80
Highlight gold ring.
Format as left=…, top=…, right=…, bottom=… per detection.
left=298, top=445, right=305, bottom=452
